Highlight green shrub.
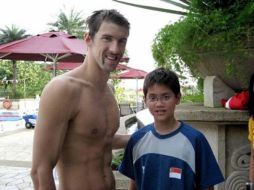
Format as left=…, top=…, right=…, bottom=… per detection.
left=111, top=150, right=124, bottom=170
left=152, top=1, right=254, bottom=78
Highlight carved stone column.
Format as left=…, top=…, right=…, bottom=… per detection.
left=225, top=145, right=250, bottom=190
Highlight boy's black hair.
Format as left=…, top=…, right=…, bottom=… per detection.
left=248, top=73, right=254, bottom=116
left=86, top=9, right=130, bottom=39
left=143, top=67, right=181, bottom=97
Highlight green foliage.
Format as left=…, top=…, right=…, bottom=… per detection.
left=115, top=85, right=125, bottom=103
left=17, top=62, right=52, bottom=98
left=111, top=150, right=124, bottom=170
left=0, top=60, right=51, bottom=98
left=182, top=93, right=204, bottom=103
left=0, top=25, right=30, bottom=95
left=152, top=1, right=254, bottom=77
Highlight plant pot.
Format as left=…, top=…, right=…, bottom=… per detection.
left=196, top=49, right=254, bottom=91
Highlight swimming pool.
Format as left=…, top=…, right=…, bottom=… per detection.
left=0, top=111, right=23, bottom=121
left=0, top=110, right=25, bottom=133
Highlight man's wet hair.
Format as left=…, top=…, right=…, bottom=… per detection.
left=86, top=9, right=130, bottom=39
left=143, top=67, right=181, bottom=98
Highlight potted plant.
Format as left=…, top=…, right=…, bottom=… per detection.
left=151, top=0, right=254, bottom=91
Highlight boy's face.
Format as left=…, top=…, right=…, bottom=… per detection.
left=144, top=84, right=181, bottom=123
left=85, top=21, right=129, bottom=72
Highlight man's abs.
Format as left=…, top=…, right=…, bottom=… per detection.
left=56, top=146, right=115, bottom=190
left=56, top=163, right=115, bottom=190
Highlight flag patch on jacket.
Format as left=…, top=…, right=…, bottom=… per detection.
left=169, top=167, right=182, bottom=179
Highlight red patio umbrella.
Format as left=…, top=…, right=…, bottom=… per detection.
left=115, top=69, right=147, bottom=79
left=46, top=62, right=131, bottom=71
left=0, top=31, right=86, bottom=76
left=46, top=62, right=82, bottom=70
left=113, top=68, right=147, bottom=109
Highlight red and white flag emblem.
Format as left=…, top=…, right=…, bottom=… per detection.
left=169, top=167, right=182, bottom=179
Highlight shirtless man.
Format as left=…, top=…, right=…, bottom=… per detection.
left=31, top=9, right=130, bottom=190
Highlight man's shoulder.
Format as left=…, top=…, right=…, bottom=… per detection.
left=40, top=75, right=84, bottom=104
left=43, top=76, right=71, bottom=93
left=47, top=75, right=92, bottom=91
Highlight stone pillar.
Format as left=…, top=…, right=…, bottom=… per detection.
left=204, top=76, right=235, bottom=107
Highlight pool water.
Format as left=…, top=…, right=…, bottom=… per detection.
left=0, top=110, right=25, bottom=133
left=0, top=111, right=23, bottom=121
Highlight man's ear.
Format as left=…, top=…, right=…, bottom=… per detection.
left=84, top=32, right=91, bottom=44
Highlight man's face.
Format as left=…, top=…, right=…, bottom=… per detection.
left=88, top=21, right=129, bottom=72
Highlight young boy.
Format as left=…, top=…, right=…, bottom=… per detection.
left=119, top=68, right=224, bottom=190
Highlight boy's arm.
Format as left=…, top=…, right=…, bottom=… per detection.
left=128, top=179, right=137, bottom=190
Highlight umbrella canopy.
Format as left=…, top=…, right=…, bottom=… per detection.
left=115, top=68, right=147, bottom=79
left=113, top=68, right=147, bottom=110
left=0, top=31, right=86, bottom=76
left=47, top=62, right=131, bottom=71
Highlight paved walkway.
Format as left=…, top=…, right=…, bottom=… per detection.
left=0, top=128, right=34, bottom=190
left=0, top=115, right=130, bottom=190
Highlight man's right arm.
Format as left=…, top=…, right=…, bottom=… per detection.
left=30, top=78, right=73, bottom=189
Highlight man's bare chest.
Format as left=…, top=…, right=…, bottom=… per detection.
left=69, top=98, right=120, bottom=140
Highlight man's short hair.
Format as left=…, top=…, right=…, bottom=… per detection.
left=86, top=9, right=130, bottom=39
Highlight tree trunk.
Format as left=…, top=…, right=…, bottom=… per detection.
left=12, top=60, right=17, bottom=96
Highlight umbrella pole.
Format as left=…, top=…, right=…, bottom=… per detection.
left=53, top=61, right=57, bottom=76
left=136, top=78, right=138, bottom=110
left=51, top=56, right=59, bottom=77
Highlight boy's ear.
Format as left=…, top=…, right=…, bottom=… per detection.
left=143, top=96, right=147, bottom=103
left=176, top=93, right=181, bottom=104
left=143, top=96, right=148, bottom=107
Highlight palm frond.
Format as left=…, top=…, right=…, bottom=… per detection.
left=112, top=0, right=188, bottom=15
left=159, top=0, right=189, bottom=9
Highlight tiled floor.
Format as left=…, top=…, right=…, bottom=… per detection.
left=0, top=128, right=34, bottom=190
left=0, top=166, right=33, bottom=190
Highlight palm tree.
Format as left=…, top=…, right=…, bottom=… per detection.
left=0, top=25, right=29, bottom=95
left=48, top=8, right=87, bottom=39
left=0, top=24, right=28, bottom=44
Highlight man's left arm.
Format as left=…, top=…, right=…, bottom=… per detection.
left=112, top=134, right=130, bottom=149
